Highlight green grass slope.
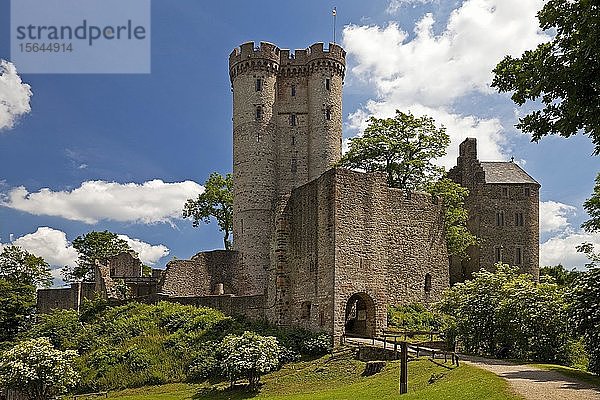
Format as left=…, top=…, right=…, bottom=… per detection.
left=108, top=354, right=523, bottom=400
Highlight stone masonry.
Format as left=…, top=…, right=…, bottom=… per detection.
left=448, top=138, right=540, bottom=283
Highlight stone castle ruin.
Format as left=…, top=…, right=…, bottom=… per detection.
left=37, top=41, right=540, bottom=341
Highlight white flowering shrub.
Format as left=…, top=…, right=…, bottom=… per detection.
left=218, top=331, right=281, bottom=387
left=0, top=337, right=79, bottom=400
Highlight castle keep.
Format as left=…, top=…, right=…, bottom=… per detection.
left=37, top=41, right=540, bottom=341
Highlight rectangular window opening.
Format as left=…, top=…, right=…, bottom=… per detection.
left=326, top=106, right=331, bottom=121
left=255, top=78, right=262, bottom=92
left=291, top=85, right=296, bottom=96
left=290, top=114, right=297, bottom=126
left=325, top=78, right=330, bottom=91
left=515, top=247, right=523, bottom=265
left=496, top=211, right=504, bottom=227
left=495, top=246, right=502, bottom=263
left=255, top=106, right=262, bottom=121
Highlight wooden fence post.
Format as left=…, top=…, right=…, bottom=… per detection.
left=399, top=341, right=408, bottom=394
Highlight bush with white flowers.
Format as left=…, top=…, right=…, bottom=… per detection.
left=0, top=337, right=79, bottom=400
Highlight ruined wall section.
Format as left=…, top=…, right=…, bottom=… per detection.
left=160, top=250, right=242, bottom=297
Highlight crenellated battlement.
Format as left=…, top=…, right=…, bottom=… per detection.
left=229, top=41, right=346, bottom=81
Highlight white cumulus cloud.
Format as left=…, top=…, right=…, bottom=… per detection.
left=540, top=229, right=600, bottom=269
left=342, top=0, right=550, bottom=167
left=539, top=200, right=577, bottom=234
left=0, top=60, right=33, bottom=131
left=1, top=180, right=204, bottom=225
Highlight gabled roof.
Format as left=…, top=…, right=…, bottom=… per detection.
left=480, top=162, right=539, bottom=185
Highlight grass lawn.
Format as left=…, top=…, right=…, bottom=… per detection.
left=529, top=363, right=600, bottom=388
left=108, top=353, right=523, bottom=400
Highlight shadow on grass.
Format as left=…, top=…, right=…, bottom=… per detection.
left=192, top=383, right=261, bottom=400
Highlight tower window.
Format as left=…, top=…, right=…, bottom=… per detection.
left=291, top=85, right=296, bottom=96
left=496, top=211, right=504, bottom=227
left=502, top=187, right=509, bottom=197
left=255, top=78, right=262, bottom=92
left=325, top=106, right=332, bottom=121
left=290, top=114, right=297, bottom=126
left=291, top=136, right=295, bottom=145
left=291, top=159, right=297, bottom=173
left=255, top=106, right=263, bottom=121
left=495, top=246, right=502, bottom=263
left=325, top=78, right=330, bottom=91
left=515, top=212, right=524, bottom=226
left=301, top=301, right=311, bottom=319
left=424, top=273, right=432, bottom=293
left=515, top=247, right=523, bottom=265
left=524, top=187, right=531, bottom=196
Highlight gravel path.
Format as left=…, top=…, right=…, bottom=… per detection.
left=463, top=356, right=600, bottom=400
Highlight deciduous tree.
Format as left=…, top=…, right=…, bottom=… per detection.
left=0, top=245, right=51, bottom=288
left=183, top=172, right=233, bottom=250
left=62, top=231, right=131, bottom=282
left=492, top=0, right=600, bottom=155
left=338, top=110, right=449, bottom=190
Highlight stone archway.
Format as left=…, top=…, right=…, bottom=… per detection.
left=344, top=292, right=376, bottom=338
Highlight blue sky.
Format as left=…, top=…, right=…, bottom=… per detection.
left=0, top=0, right=598, bottom=284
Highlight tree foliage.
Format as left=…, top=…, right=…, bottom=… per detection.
left=0, top=279, right=36, bottom=344
left=0, top=337, right=79, bottom=400
left=63, top=231, right=131, bottom=282
left=183, top=172, right=233, bottom=250
left=491, top=0, right=600, bottom=154
left=0, top=245, right=52, bottom=288
left=569, top=266, right=600, bottom=374
left=338, top=110, right=449, bottom=190
left=438, top=264, right=570, bottom=362
left=540, top=264, right=581, bottom=287
left=218, top=331, right=281, bottom=388
left=426, top=178, right=478, bottom=259
left=582, top=172, right=600, bottom=233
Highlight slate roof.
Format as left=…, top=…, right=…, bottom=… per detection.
left=480, top=162, right=539, bottom=185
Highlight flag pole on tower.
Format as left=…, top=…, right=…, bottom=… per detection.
left=333, top=7, right=337, bottom=44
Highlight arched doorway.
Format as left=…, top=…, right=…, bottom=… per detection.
left=344, top=292, right=376, bottom=338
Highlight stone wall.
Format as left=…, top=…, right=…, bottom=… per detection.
left=160, top=250, right=242, bottom=296
left=36, top=282, right=96, bottom=314
left=104, top=252, right=142, bottom=277
left=273, top=168, right=449, bottom=341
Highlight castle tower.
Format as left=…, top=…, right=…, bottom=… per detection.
left=229, top=41, right=346, bottom=296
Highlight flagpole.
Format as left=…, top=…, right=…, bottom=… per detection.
left=333, top=7, right=337, bottom=44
